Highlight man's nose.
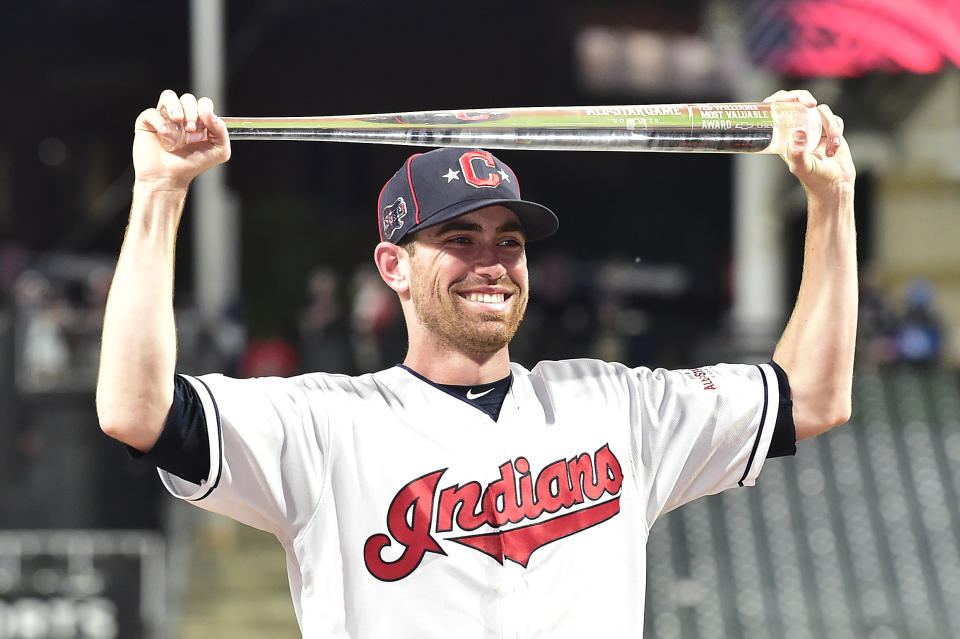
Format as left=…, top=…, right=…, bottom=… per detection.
left=474, top=245, right=507, bottom=280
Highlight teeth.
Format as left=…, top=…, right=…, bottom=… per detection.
left=466, top=293, right=505, bottom=304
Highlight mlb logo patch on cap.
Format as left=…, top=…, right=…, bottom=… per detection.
left=377, top=147, right=558, bottom=244
left=381, top=197, right=407, bottom=241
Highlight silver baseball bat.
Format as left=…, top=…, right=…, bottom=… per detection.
left=163, top=103, right=823, bottom=154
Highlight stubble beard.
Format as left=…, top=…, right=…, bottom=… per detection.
left=411, top=270, right=528, bottom=356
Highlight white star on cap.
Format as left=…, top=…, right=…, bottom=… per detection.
left=497, top=168, right=511, bottom=182
left=442, top=168, right=461, bottom=183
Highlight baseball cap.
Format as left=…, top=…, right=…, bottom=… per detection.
left=377, top=147, right=559, bottom=244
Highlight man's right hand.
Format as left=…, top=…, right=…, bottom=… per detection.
left=97, top=90, right=231, bottom=453
left=133, top=90, right=232, bottom=191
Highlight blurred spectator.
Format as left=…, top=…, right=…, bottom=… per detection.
left=592, top=294, right=657, bottom=366
left=514, top=252, right=598, bottom=365
left=350, top=266, right=406, bottom=372
left=895, top=277, right=944, bottom=366
left=74, top=264, right=114, bottom=378
left=8, top=252, right=235, bottom=391
left=174, top=300, right=247, bottom=377
left=857, top=267, right=900, bottom=367
left=857, top=271, right=946, bottom=369
left=240, top=338, right=300, bottom=378
left=214, top=301, right=248, bottom=375
left=0, top=241, right=29, bottom=308
left=299, top=267, right=355, bottom=374
left=15, top=269, right=70, bottom=389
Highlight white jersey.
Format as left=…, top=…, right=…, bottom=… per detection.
left=160, top=359, right=784, bottom=638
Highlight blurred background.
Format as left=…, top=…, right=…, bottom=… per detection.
left=1, top=0, right=959, bottom=637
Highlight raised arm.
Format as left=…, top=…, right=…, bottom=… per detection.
left=96, top=91, right=231, bottom=451
left=769, top=89, right=857, bottom=440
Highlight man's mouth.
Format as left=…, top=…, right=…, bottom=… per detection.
left=455, top=290, right=516, bottom=310
left=462, top=292, right=507, bottom=304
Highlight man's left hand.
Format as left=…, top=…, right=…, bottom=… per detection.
left=765, top=89, right=856, bottom=202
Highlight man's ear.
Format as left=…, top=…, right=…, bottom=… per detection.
left=374, top=241, right=410, bottom=295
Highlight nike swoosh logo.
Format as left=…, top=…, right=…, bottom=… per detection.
left=466, top=388, right=495, bottom=400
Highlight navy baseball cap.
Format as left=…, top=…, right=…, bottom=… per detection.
left=377, top=147, right=559, bottom=244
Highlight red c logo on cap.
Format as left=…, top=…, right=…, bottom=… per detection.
left=459, top=151, right=501, bottom=188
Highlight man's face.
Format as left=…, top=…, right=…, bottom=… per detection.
left=406, top=205, right=529, bottom=355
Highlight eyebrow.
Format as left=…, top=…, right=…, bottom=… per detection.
left=434, top=219, right=527, bottom=236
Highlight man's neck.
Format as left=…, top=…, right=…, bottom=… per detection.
left=402, top=344, right=512, bottom=386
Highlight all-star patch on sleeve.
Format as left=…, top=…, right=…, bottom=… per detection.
left=622, top=362, right=785, bottom=529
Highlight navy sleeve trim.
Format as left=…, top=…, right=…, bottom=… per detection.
left=767, top=360, right=797, bottom=459
left=738, top=366, right=770, bottom=487
left=129, top=376, right=211, bottom=484
left=189, top=376, right=224, bottom=501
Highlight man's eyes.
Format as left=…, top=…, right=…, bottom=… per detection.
left=441, top=235, right=525, bottom=248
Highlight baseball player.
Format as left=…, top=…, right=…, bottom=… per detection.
left=97, top=89, right=856, bottom=637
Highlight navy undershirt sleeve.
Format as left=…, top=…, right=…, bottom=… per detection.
left=127, top=376, right=211, bottom=484
left=767, top=360, right=798, bottom=458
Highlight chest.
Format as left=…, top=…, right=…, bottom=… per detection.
left=323, top=390, right=638, bottom=583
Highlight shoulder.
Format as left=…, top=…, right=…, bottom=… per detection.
left=512, top=359, right=647, bottom=400
left=513, top=359, right=768, bottom=394
left=516, top=358, right=648, bottom=382
left=190, top=367, right=404, bottom=407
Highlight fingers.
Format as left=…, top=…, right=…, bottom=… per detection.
left=817, top=104, right=844, bottom=158
left=197, top=96, right=218, bottom=135
left=766, top=88, right=846, bottom=158
left=763, top=89, right=817, bottom=107
left=775, top=92, right=855, bottom=196
left=181, top=93, right=200, bottom=133
left=783, top=127, right=815, bottom=177
left=156, top=90, right=205, bottom=133
left=156, top=89, right=181, bottom=116
left=134, top=90, right=231, bottom=188
left=145, top=90, right=230, bottom=152
left=198, top=96, right=214, bottom=119
left=198, top=97, right=231, bottom=156
left=135, top=106, right=167, bottom=134
left=135, top=104, right=184, bottom=151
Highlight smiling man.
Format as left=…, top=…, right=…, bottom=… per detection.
left=401, top=207, right=528, bottom=358
left=374, top=148, right=556, bottom=386
left=96, top=90, right=857, bottom=637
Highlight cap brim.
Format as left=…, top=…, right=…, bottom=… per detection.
left=412, top=198, right=559, bottom=242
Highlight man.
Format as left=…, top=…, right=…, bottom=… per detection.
left=97, top=89, right=856, bottom=637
